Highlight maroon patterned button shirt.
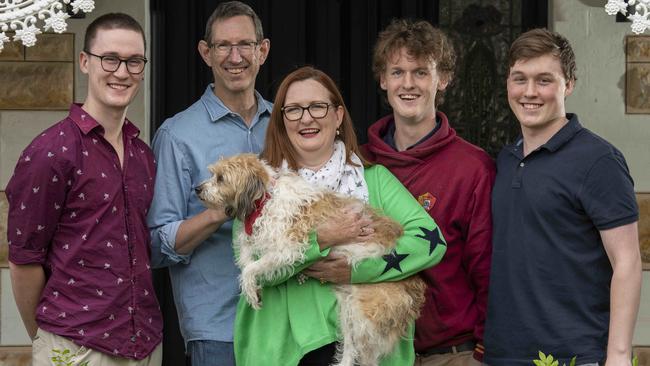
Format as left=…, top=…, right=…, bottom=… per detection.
left=6, top=104, right=163, bottom=359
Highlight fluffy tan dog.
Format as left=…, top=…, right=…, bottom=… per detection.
left=196, top=153, right=426, bottom=366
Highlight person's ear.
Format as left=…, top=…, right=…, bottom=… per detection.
left=198, top=40, right=213, bottom=67
left=565, top=79, right=575, bottom=98
left=380, top=73, right=387, bottom=91
left=257, top=38, right=270, bottom=65
left=335, top=105, right=344, bottom=129
left=79, top=51, right=90, bottom=75
left=437, top=74, right=450, bottom=91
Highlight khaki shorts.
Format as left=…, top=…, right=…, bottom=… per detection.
left=414, top=350, right=483, bottom=366
left=31, top=328, right=162, bottom=366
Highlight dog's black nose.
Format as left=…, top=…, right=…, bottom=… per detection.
left=194, top=187, right=202, bottom=195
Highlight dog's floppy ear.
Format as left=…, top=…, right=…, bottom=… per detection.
left=259, top=158, right=280, bottom=183
left=232, top=172, right=267, bottom=221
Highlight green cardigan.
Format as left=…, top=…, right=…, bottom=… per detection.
left=234, top=164, right=447, bottom=366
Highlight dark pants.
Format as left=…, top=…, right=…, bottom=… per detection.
left=299, top=342, right=337, bottom=366
left=188, top=340, right=235, bottom=366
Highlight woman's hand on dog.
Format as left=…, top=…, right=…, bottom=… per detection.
left=303, top=253, right=351, bottom=284
left=315, top=206, right=375, bottom=250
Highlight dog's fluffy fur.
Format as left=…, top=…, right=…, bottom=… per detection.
left=197, top=154, right=426, bottom=366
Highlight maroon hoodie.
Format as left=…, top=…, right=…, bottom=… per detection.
left=362, top=112, right=495, bottom=361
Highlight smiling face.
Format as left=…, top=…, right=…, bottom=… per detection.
left=80, top=28, right=145, bottom=113
left=198, top=15, right=269, bottom=99
left=380, top=47, right=448, bottom=126
left=283, top=79, right=344, bottom=168
left=507, top=53, right=574, bottom=134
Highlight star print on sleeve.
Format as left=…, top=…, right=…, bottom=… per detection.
left=381, top=250, right=409, bottom=275
left=416, top=226, right=446, bottom=255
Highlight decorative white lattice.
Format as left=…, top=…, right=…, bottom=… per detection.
left=0, top=0, right=95, bottom=51
left=605, top=0, right=650, bottom=34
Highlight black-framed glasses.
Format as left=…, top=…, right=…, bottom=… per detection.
left=281, top=102, right=336, bottom=121
left=85, top=51, right=148, bottom=74
left=208, top=41, right=258, bottom=56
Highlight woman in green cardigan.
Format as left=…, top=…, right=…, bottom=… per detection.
left=234, top=66, right=447, bottom=366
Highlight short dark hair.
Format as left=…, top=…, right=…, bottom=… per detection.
left=372, top=19, right=456, bottom=107
left=204, top=1, right=264, bottom=44
left=84, top=13, right=146, bottom=52
left=508, top=28, right=577, bottom=82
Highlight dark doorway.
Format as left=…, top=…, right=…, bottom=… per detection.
left=149, top=1, right=548, bottom=365
left=150, top=0, right=547, bottom=146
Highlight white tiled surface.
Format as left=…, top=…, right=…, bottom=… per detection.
left=0, top=268, right=30, bottom=345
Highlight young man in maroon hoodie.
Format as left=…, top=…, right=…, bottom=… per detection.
left=361, top=19, right=495, bottom=366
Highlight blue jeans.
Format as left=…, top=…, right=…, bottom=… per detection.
left=188, top=340, right=235, bottom=366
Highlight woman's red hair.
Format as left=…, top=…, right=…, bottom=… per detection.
left=260, top=66, right=368, bottom=170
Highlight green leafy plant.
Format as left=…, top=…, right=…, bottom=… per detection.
left=533, top=351, right=575, bottom=366
left=533, top=351, right=639, bottom=366
left=50, top=348, right=90, bottom=366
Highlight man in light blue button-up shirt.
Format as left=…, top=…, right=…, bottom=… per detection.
left=147, top=2, right=271, bottom=365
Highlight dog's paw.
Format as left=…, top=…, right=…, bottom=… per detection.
left=241, top=272, right=258, bottom=297
left=246, top=290, right=262, bottom=310
left=242, top=279, right=262, bottom=309
left=250, top=298, right=262, bottom=310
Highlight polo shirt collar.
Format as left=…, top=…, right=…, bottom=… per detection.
left=507, top=113, right=581, bottom=157
left=69, top=103, right=141, bottom=139
left=541, top=113, right=582, bottom=152
left=201, top=84, right=272, bottom=123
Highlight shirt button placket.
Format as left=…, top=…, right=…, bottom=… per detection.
left=122, top=175, right=138, bottom=351
left=512, top=159, right=525, bottom=188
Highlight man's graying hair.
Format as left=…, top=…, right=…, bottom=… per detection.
left=204, top=1, right=264, bottom=43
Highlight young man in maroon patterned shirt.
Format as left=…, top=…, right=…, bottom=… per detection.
left=6, top=13, right=162, bottom=365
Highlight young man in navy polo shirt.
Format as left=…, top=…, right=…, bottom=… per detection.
left=484, top=29, right=641, bottom=366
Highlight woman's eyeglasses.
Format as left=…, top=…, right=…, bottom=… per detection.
left=281, top=102, right=336, bottom=121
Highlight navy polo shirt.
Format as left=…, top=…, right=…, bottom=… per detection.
left=484, top=114, right=638, bottom=366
